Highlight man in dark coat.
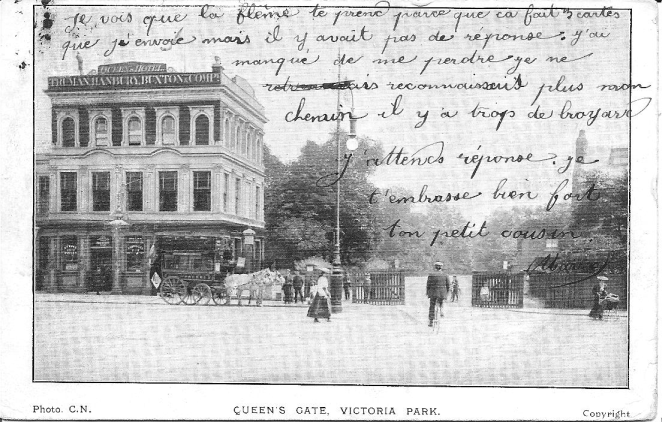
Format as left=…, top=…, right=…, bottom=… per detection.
left=292, top=271, right=304, bottom=303
left=427, top=262, right=450, bottom=327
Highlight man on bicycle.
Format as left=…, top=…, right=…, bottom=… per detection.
left=427, top=262, right=450, bottom=327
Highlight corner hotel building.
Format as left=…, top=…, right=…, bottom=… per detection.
left=35, top=60, right=267, bottom=294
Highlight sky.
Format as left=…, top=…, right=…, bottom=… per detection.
left=34, top=4, right=633, bottom=220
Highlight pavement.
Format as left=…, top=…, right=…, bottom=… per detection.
left=33, top=277, right=628, bottom=386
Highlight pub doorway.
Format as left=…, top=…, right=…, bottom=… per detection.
left=90, top=248, right=112, bottom=293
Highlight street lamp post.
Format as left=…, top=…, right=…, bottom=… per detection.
left=330, top=58, right=358, bottom=314
left=107, top=183, right=130, bottom=295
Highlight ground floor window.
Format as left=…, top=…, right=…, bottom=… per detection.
left=126, top=236, right=144, bottom=272
left=61, top=236, right=78, bottom=271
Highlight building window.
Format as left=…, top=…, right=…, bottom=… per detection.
left=126, top=172, right=143, bottom=212
left=92, top=172, right=111, bottom=212
left=235, top=178, right=241, bottom=215
left=159, top=171, right=178, bottom=212
left=545, top=239, right=559, bottom=249
left=125, top=236, right=144, bottom=272
left=223, top=173, right=229, bottom=212
left=37, top=176, right=50, bottom=215
left=254, top=239, right=262, bottom=268
left=195, top=115, right=210, bottom=145
left=255, top=186, right=260, bottom=220
left=60, top=172, right=77, bottom=211
left=257, top=137, right=262, bottom=164
left=62, top=117, right=76, bottom=147
left=193, top=171, right=211, bottom=211
left=224, top=118, right=231, bottom=148
left=234, top=125, right=240, bottom=152
left=162, top=115, right=176, bottom=145
left=247, top=132, right=253, bottom=159
left=61, top=235, right=78, bottom=271
left=94, top=117, right=109, bottom=146
left=240, top=128, right=247, bottom=155
left=234, top=238, right=241, bottom=260
left=128, top=117, right=142, bottom=145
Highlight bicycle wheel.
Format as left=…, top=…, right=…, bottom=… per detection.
left=433, top=303, right=441, bottom=333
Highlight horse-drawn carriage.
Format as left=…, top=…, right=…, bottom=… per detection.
left=158, top=249, right=231, bottom=305
left=156, top=243, right=284, bottom=306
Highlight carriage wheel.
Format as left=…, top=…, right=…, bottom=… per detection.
left=160, top=276, right=185, bottom=305
left=193, top=283, right=212, bottom=305
left=212, top=287, right=227, bottom=305
left=182, top=282, right=199, bottom=305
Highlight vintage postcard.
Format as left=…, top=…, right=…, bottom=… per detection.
left=0, top=0, right=658, bottom=420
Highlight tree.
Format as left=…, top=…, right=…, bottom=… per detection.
left=263, top=134, right=383, bottom=268
left=568, top=169, right=627, bottom=271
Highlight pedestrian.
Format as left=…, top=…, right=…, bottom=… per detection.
left=292, top=270, right=304, bottom=304
left=589, top=275, right=609, bottom=320
left=282, top=270, right=293, bottom=304
left=363, top=273, right=372, bottom=302
left=343, top=272, right=351, bottom=301
left=307, top=268, right=331, bottom=322
left=427, top=262, right=450, bottom=327
left=450, top=276, right=459, bottom=302
left=149, top=254, right=162, bottom=296
left=304, top=275, right=313, bottom=303
left=93, top=265, right=103, bottom=295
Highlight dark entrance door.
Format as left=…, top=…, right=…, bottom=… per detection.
left=36, top=237, right=50, bottom=291
left=90, top=249, right=112, bottom=292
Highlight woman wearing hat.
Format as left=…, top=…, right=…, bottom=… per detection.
left=589, top=275, right=609, bottom=320
left=307, top=268, right=331, bottom=322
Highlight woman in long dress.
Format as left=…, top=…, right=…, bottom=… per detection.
left=307, top=268, right=331, bottom=322
left=589, top=276, right=609, bottom=320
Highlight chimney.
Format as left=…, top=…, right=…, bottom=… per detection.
left=76, top=52, right=84, bottom=75
left=576, top=130, right=588, bottom=158
left=212, top=56, right=224, bottom=73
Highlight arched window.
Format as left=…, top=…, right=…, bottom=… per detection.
left=247, top=132, right=253, bottom=160
left=128, top=117, right=142, bottom=145
left=94, top=117, right=108, bottom=146
left=195, top=114, right=210, bottom=145
left=62, top=117, right=76, bottom=147
left=161, top=115, right=176, bottom=145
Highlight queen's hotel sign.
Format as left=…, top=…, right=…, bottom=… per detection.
left=47, top=61, right=221, bottom=91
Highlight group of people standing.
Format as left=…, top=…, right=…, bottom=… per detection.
left=280, top=270, right=306, bottom=304
left=281, top=269, right=353, bottom=305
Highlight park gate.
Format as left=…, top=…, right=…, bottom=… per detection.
left=351, top=270, right=405, bottom=305
left=527, top=272, right=627, bottom=309
left=472, top=272, right=524, bottom=308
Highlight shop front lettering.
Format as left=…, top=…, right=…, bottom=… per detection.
left=47, top=72, right=220, bottom=89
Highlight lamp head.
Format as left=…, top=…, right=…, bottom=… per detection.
left=346, top=137, right=358, bottom=151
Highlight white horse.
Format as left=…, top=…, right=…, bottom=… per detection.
left=224, top=268, right=284, bottom=306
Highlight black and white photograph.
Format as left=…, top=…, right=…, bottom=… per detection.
left=0, top=0, right=658, bottom=420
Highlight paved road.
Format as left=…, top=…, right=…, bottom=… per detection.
left=34, top=277, right=627, bottom=386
